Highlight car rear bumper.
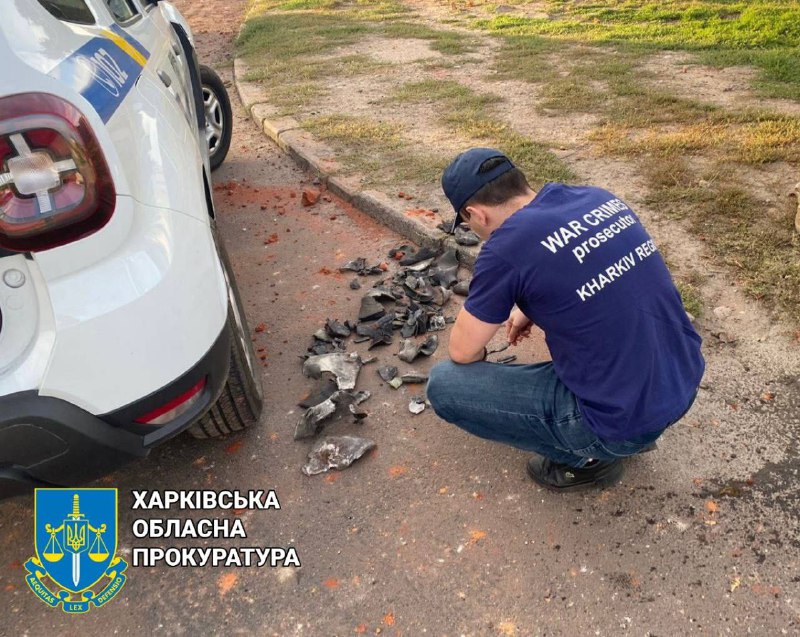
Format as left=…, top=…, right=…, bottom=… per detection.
left=0, top=318, right=230, bottom=499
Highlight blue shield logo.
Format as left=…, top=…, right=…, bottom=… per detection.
left=25, top=488, right=127, bottom=613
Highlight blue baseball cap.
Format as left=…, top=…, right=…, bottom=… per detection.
left=441, top=148, right=515, bottom=232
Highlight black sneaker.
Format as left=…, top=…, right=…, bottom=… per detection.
left=526, top=456, right=624, bottom=491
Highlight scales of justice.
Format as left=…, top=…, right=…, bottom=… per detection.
left=42, top=494, right=109, bottom=588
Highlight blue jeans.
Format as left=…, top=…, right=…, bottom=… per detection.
left=427, top=360, right=672, bottom=469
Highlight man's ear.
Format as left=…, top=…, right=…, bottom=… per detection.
left=465, top=204, right=488, bottom=227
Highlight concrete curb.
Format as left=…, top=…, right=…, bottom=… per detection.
left=233, top=58, right=479, bottom=268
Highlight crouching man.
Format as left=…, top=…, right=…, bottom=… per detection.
left=426, top=148, right=705, bottom=490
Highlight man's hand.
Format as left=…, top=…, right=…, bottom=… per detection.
left=505, top=307, right=532, bottom=346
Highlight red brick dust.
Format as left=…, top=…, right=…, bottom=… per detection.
left=213, top=181, right=307, bottom=216
left=404, top=207, right=442, bottom=228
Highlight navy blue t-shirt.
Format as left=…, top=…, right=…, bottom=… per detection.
left=464, top=183, right=705, bottom=441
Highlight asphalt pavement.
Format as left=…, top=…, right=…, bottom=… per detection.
left=1, top=2, right=799, bottom=635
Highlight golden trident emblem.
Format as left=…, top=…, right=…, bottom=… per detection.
left=43, top=494, right=108, bottom=587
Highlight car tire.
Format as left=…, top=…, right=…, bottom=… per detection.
left=188, top=241, right=263, bottom=438
left=200, top=64, right=232, bottom=172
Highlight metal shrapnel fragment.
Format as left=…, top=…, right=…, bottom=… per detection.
left=359, top=295, right=386, bottom=321
left=378, top=365, right=398, bottom=382
left=400, top=372, right=428, bottom=384
left=398, top=334, right=439, bottom=363
left=487, top=342, right=510, bottom=355
left=431, top=286, right=452, bottom=307
left=325, top=318, right=351, bottom=339
left=409, top=396, right=426, bottom=415
left=356, top=314, right=394, bottom=348
left=302, top=435, right=376, bottom=476
left=399, top=246, right=437, bottom=266
left=496, top=354, right=517, bottom=364
left=339, top=257, right=366, bottom=273
left=388, top=377, right=403, bottom=389
left=303, top=352, right=363, bottom=390
left=452, top=280, right=470, bottom=296
left=294, top=389, right=371, bottom=439
left=349, top=403, right=368, bottom=421
left=454, top=224, right=480, bottom=246
left=428, top=315, right=446, bottom=331
left=297, top=377, right=339, bottom=409
left=429, top=249, right=459, bottom=289
left=313, top=328, right=332, bottom=343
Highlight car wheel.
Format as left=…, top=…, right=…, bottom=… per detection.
left=200, top=64, right=232, bottom=172
left=188, top=241, right=263, bottom=438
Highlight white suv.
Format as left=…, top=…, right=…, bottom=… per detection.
left=0, top=0, right=262, bottom=498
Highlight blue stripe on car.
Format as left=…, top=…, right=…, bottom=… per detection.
left=49, top=37, right=145, bottom=123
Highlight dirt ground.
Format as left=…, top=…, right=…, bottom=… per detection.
left=1, top=1, right=800, bottom=635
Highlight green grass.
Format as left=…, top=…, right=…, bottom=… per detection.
left=479, top=2, right=800, bottom=49
left=303, top=113, right=449, bottom=187
left=475, top=1, right=800, bottom=101
left=304, top=114, right=404, bottom=149
left=640, top=156, right=800, bottom=322
left=388, top=79, right=575, bottom=185
left=676, top=279, right=704, bottom=318
left=590, top=112, right=800, bottom=165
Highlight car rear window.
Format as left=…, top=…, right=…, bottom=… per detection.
left=37, top=0, right=96, bottom=24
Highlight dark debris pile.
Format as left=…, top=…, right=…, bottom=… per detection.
left=296, top=243, right=472, bottom=475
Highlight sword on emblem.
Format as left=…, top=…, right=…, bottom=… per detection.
left=65, top=494, right=87, bottom=587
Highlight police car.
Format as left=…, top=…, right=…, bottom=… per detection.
left=0, top=0, right=263, bottom=498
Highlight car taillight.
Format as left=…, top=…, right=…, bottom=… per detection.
left=0, top=93, right=115, bottom=252
left=134, top=377, right=207, bottom=426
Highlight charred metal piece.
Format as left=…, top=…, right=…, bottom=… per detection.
left=339, top=257, right=383, bottom=276
left=378, top=365, right=398, bottom=382
left=301, top=435, right=376, bottom=475
left=431, top=286, right=452, bottom=307
left=400, top=372, right=428, bottom=384
left=303, top=352, right=363, bottom=390
left=403, top=275, right=435, bottom=303
left=399, top=246, right=437, bottom=266
left=356, top=314, right=394, bottom=349
left=397, top=334, right=438, bottom=363
left=340, top=257, right=366, bottom=273
left=406, top=257, right=435, bottom=272
left=359, top=295, right=386, bottom=321
left=401, top=304, right=427, bottom=338
left=429, top=249, right=459, bottom=289
left=325, top=319, right=351, bottom=339
left=452, top=280, right=470, bottom=296
left=428, top=315, right=446, bottom=331
left=487, top=342, right=510, bottom=355
left=298, top=377, right=339, bottom=409
left=308, top=340, right=339, bottom=356
left=294, top=389, right=371, bottom=440
left=454, top=224, right=480, bottom=246
left=364, top=287, right=398, bottom=302
left=349, top=278, right=361, bottom=290
left=313, top=328, right=332, bottom=343
left=419, top=334, right=439, bottom=356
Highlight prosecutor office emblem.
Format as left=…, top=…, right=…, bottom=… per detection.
left=24, top=488, right=128, bottom=613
